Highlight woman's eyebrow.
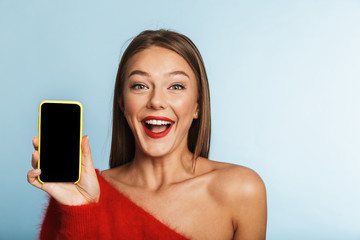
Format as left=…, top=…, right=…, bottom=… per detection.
left=128, top=70, right=150, bottom=78
left=128, top=70, right=190, bottom=79
left=168, top=71, right=190, bottom=79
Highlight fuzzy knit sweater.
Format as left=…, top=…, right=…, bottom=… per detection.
left=39, top=170, right=189, bottom=240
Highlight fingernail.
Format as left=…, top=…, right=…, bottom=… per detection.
left=33, top=169, right=40, bottom=174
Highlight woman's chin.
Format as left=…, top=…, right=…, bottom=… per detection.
left=144, top=149, right=170, bottom=158
left=135, top=130, right=187, bottom=158
left=141, top=145, right=172, bottom=158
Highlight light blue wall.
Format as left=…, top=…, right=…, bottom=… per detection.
left=1, top=0, right=359, bottom=239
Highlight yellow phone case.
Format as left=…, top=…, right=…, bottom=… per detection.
left=38, top=100, right=83, bottom=184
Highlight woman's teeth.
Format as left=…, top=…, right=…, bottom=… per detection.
left=145, top=120, right=172, bottom=125
left=144, top=120, right=172, bottom=133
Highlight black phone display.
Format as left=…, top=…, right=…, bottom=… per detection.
left=38, top=101, right=83, bottom=183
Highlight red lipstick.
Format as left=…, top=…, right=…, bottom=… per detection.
left=142, top=116, right=174, bottom=139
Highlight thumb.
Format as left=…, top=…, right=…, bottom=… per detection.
left=81, top=135, right=93, bottom=168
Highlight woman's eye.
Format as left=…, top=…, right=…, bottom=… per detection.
left=169, top=84, right=185, bottom=90
left=130, top=84, right=148, bottom=90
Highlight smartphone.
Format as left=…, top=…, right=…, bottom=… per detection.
left=38, top=100, right=83, bottom=183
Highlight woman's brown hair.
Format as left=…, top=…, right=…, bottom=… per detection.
left=109, top=29, right=211, bottom=169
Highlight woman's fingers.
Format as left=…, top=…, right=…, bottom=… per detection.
left=27, top=169, right=43, bottom=189
left=32, top=150, right=39, bottom=169
left=32, top=136, right=38, bottom=150
left=81, top=135, right=93, bottom=169
left=29, top=137, right=42, bottom=189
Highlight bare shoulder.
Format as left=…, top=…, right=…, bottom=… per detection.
left=219, top=165, right=265, bottom=196
left=198, top=158, right=266, bottom=199
left=200, top=159, right=267, bottom=239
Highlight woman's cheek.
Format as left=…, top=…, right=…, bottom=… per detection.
left=170, top=96, right=197, bottom=118
left=123, top=95, right=143, bottom=130
left=124, top=95, right=141, bottom=114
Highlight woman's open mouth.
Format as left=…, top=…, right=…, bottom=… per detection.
left=142, top=116, right=174, bottom=139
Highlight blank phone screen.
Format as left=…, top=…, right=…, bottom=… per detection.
left=39, top=102, right=81, bottom=182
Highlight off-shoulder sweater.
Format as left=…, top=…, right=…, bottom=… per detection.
left=39, top=170, right=189, bottom=240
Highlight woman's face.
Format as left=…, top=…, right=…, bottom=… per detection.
left=122, top=46, right=199, bottom=157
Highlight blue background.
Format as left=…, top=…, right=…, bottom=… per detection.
left=1, top=0, right=359, bottom=239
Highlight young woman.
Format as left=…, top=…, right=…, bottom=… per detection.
left=28, top=30, right=267, bottom=240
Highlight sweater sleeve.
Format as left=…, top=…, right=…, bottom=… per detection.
left=39, top=196, right=102, bottom=240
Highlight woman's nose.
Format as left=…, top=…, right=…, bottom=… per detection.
left=147, top=87, right=168, bottom=110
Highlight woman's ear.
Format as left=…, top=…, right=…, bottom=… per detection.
left=193, top=104, right=200, bottom=119
left=194, top=111, right=199, bottom=119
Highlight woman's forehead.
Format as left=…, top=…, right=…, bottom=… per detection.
left=125, top=47, right=195, bottom=79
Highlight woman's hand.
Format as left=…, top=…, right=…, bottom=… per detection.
left=27, top=135, right=100, bottom=206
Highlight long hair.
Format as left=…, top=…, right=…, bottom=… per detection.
left=109, top=29, right=211, bottom=169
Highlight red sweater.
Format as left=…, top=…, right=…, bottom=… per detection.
left=40, top=170, right=189, bottom=240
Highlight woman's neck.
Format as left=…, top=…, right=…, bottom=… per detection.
left=127, top=147, right=195, bottom=191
